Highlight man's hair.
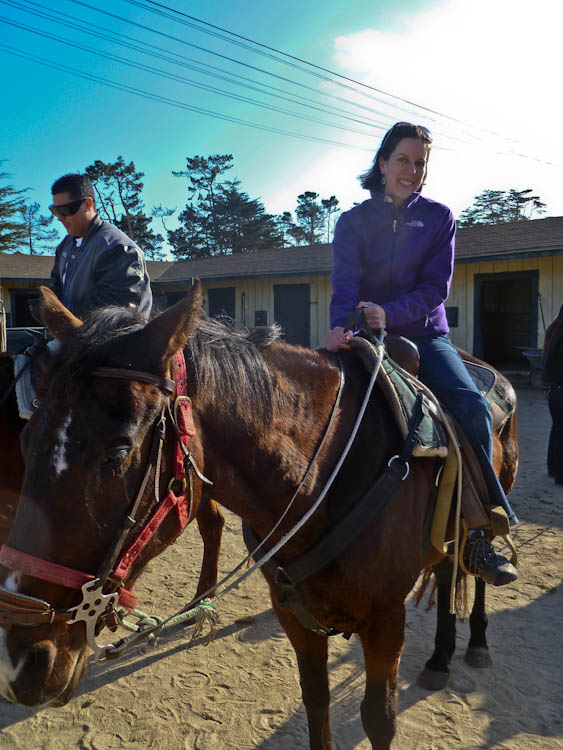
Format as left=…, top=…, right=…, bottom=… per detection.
left=51, top=173, right=95, bottom=202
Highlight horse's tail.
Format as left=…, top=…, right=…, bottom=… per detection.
left=414, top=563, right=469, bottom=618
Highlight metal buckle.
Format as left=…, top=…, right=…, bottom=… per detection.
left=168, top=476, right=187, bottom=493
left=387, top=455, right=410, bottom=480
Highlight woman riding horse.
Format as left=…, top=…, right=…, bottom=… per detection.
left=325, top=121, right=518, bottom=586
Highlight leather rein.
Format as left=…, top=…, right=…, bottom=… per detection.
left=0, top=357, right=208, bottom=658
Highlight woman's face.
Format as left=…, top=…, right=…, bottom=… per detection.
left=379, top=137, right=429, bottom=207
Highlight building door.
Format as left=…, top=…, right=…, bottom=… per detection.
left=12, top=290, right=40, bottom=327
left=474, top=271, right=538, bottom=367
left=208, top=287, right=236, bottom=320
left=274, top=284, right=310, bottom=347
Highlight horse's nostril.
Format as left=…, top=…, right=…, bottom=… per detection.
left=26, top=641, right=56, bottom=674
left=15, top=640, right=57, bottom=703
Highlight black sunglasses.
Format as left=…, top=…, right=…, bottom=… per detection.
left=49, top=198, right=86, bottom=217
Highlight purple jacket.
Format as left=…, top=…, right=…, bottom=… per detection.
left=330, top=191, right=456, bottom=338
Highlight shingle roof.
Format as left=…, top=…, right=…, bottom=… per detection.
left=0, top=252, right=53, bottom=281
left=454, top=216, right=563, bottom=262
left=0, top=253, right=174, bottom=282
left=1, top=216, right=562, bottom=282
left=157, top=243, right=333, bottom=283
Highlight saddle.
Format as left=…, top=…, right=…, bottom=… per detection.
left=348, top=334, right=515, bottom=567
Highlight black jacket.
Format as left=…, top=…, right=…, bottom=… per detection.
left=50, top=214, right=152, bottom=320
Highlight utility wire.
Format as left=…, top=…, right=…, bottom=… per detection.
left=2, top=0, right=553, bottom=163
left=130, top=0, right=516, bottom=144
left=67, top=0, right=432, bottom=126
left=1, top=0, right=394, bottom=132
left=0, top=42, right=378, bottom=151
left=0, top=16, right=391, bottom=139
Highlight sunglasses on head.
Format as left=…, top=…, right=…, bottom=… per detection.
left=380, top=122, right=432, bottom=151
left=49, top=198, right=86, bottom=218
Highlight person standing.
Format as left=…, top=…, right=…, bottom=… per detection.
left=325, top=122, right=518, bottom=586
left=47, top=173, right=152, bottom=320
left=542, top=304, right=563, bottom=485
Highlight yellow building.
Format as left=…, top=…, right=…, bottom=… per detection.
left=1, top=216, right=562, bottom=368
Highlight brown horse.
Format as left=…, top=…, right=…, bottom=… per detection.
left=0, top=331, right=225, bottom=707
left=0, top=284, right=517, bottom=749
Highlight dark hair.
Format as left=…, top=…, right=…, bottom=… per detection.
left=51, top=173, right=95, bottom=202
left=360, top=122, right=433, bottom=192
left=543, top=304, right=563, bottom=355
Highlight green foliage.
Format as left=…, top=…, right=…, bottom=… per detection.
left=170, top=154, right=283, bottom=260
left=0, top=166, right=28, bottom=253
left=18, top=201, right=59, bottom=255
left=84, top=156, right=164, bottom=259
left=294, top=191, right=325, bottom=245
left=458, top=188, right=546, bottom=227
left=282, top=192, right=340, bottom=246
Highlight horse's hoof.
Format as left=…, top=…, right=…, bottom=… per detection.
left=416, top=668, right=450, bottom=691
left=464, top=647, right=492, bottom=668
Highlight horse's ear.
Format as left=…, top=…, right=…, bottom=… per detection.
left=141, top=279, right=203, bottom=366
left=38, top=287, right=83, bottom=342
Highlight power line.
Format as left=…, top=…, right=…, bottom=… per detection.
left=9, top=0, right=480, bottom=147
left=2, top=0, right=394, bottom=133
left=2, top=0, right=553, bottom=164
left=0, top=42, right=378, bottom=151
left=0, top=16, right=391, bottom=139
left=131, top=0, right=516, bottom=144
left=67, top=0, right=430, bottom=125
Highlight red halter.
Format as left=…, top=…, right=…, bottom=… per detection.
left=0, top=351, right=197, bottom=621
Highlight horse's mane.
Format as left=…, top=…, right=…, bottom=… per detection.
left=186, top=316, right=281, bottom=428
left=48, top=306, right=146, bottom=398
left=47, top=306, right=283, bottom=429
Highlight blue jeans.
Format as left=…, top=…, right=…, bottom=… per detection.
left=410, top=333, right=518, bottom=525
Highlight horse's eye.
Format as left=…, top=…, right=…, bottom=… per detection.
left=102, top=445, right=131, bottom=466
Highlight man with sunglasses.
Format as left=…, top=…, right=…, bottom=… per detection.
left=45, top=173, right=152, bottom=320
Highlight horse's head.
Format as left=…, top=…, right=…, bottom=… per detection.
left=0, top=283, right=203, bottom=706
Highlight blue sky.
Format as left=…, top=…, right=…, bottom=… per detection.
left=0, top=0, right=560, bottom=254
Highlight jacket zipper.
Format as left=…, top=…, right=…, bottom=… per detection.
left=390, top=217, right=397, bottom=295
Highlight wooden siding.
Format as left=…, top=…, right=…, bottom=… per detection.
left=448, top=256, right=563, bottom=351
left=198, top=275, right=332, bottom=349
left=3, top=250, right=562, bottom=355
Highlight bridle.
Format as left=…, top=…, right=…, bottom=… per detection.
left=0, top=357, right=208, bottom=660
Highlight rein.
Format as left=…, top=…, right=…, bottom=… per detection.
left=97, top=332, right=392, bottom=657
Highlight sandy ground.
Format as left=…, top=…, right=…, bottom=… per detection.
left=0, top=382, right=562, bottom=750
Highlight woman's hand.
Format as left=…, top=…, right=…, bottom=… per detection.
left=325, top=326, right=353, bottom=351
left=356, top=301, right=387, bottom=330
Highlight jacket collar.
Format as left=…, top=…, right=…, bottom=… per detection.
left=369, top=189, right=422, bottom=211
left=69, top=213, right=102, bottom=245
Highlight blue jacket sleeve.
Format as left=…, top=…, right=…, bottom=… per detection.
left=381, top=209, right=456, bottom=330
left=330, top=213, right=364, bottom=328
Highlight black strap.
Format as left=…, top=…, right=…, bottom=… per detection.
left=244, top=392, right=425, bottom=592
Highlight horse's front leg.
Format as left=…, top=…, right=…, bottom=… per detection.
left=465, top=577, right=492, bottom=667
left=192, top=497, right=225, bottom=601
left=359, top=604, right=406, bottom=750
left=417, top=558, right=457, bottom=690
left=271, top=596, right=332, bottom=750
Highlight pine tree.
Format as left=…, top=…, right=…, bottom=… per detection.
left=19, top=202, right=59, bottom=255
left=84, top=156, right=164, bottom=259
left=0, top=166, right=28, bottom=253
left=458, top=188, right=546, bottom=227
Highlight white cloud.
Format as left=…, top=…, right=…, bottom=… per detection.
left=274, top=0, right=563, bottom=220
